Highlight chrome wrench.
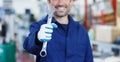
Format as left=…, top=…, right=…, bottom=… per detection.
left=40, top=6, right=55, bottom=57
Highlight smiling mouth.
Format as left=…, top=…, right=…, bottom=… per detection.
left=55, top=5, right=67, bottom=11
left=56, top=7, right=66, bottom=11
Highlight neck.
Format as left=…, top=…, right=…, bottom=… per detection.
left=54, top=15, right=69, bottom=24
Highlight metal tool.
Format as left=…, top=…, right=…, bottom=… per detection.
left=40, top=6, right=55, bottom=57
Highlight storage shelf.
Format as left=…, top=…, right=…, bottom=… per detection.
left=90, top=40, right=120, bottom=56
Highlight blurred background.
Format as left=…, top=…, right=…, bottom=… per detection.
left=0, top=0, right=119, bottom=62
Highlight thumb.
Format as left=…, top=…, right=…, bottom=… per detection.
left=51, top=23, right=58, bottom=28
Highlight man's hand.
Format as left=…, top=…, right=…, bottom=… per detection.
left=37, top=23, right=57, bottom=42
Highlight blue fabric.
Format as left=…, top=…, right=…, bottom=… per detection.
left=23, top=15, right=93, bottom=62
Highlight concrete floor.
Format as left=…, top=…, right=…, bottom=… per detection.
left=16, top=52, right=34, bottom=62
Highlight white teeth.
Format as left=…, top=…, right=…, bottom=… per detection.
left=57, top=7, right=65, bottom=11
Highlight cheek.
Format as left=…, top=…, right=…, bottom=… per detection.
left=66, top=1, right=72, bottom=7
left=67, top=4, right=71, bottom=9
left=49, top=2, right=58, bottom=6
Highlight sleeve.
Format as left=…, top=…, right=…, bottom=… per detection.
left=84, top=30, right=94, bottom=62
left=23, top=22, right=43, bottom=56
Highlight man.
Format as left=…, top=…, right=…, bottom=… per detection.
left=23, top=0, right=93, bottom=62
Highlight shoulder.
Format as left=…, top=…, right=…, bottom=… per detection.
left=75, top=22, right=87, bottom=32
left=75, top=22, right=88, bottom=37
left=30, top=15, right=48, bottom=27
left=30, top=18, right=47, bottom=28
left=75, top=22, right=90, bottom=45
left=29, top=19, right=47, bottom=32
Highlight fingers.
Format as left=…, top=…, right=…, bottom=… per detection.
left=37, top=23, right=57, bottom=42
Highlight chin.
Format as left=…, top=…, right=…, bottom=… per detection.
left=55, top=12, right=68, bottom=17
left=55, top=13, right=66, bottom=16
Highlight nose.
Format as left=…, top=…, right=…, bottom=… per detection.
left=57, top=0, right=65, bottom=5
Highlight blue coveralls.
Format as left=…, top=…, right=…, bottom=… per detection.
left=23, top=15, right=93, bottom=62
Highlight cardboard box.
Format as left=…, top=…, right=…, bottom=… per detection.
left=117, top=0, right=120, bottom=28
left=95, top=25, right=120, bottom=43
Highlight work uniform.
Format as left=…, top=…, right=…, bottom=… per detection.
left=23, top=15, right=93, bottom=62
